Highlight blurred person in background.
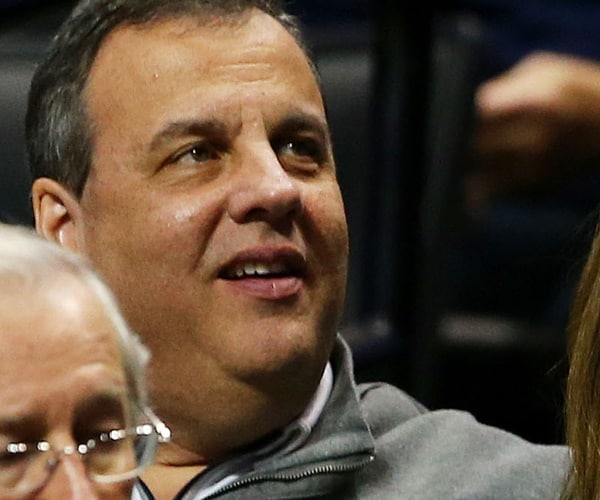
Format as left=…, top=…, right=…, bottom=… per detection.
left=434, top=0, right=600, bottom=331
left=563, top=219, right=600, bottom=499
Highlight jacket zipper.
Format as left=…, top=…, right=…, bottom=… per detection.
left=204, top=453, right=375, bottom=498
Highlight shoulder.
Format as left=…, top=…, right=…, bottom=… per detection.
left=356, top=383, right=571, bottom=499
left=357, top=381, right=427, bottom=431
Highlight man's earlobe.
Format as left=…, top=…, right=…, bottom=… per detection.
left=32, top=178, right=82, bottom=251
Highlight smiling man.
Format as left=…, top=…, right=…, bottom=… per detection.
left=27, top=0, right=569, bottom=498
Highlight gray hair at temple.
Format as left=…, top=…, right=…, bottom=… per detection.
left=26, top=0, right=313, bottom=199
left=0, top=222, right=149, bottom=408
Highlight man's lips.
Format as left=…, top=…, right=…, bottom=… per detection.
left=218, top=247, right=306, bottom=300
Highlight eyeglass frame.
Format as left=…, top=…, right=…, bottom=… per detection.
left=0, top=405, right=170, bottom=496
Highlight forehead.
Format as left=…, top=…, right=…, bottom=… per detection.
left=0, top=280, right=125, bottom=407
left=93, top=9, right=307, bottom=77
left=85, top=9, right=323, bottom=132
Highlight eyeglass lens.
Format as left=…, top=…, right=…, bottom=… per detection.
left=0, top=415, right=160, bottom=495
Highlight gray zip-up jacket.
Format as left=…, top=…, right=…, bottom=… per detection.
left=134, top=337, right=570, bottom=499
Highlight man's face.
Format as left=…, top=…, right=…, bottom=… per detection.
left=0, top=282, right=132, bottom=499
left=74, top=11, right=348, bottom=413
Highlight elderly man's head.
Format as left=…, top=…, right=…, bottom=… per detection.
left=0, top=223, right=167, bottom=498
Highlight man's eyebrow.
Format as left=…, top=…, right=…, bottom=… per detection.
left=75, top=390, right=127, bottom=417
left=0, top=414, right=42, bottom=436
left=149, top=119, right=229, bottom=152
left=271, top=114, right=330, bottom=142
left=148, top=114, right=330, bottom=152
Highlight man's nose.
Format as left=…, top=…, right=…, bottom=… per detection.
left=227, top=144, right=303, bottom=225
left=42, top=454, right=99, bottom=500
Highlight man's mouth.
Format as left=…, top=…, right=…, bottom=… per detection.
left=221, top=261, right=289, bottom=280
left=219, top=248, right=306, bottom=280
left=218, top=250, right=306, bottom=299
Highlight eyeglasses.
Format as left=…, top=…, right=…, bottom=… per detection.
left=0, top=406, right=170, bottom=497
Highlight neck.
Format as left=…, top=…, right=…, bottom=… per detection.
left=142, top=348, right=332, bottom=498
left=149, top=362, right=324, bottom=466
left=140, top=396, right=307, bottom=499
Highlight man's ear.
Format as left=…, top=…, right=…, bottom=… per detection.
left=32, top=177, right=83, bottom=251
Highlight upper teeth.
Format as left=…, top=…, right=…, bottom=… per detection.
left=232, top=262, right=286, bottom=278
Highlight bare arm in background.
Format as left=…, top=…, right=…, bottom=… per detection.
left=467, top=52, right=600, bottom=208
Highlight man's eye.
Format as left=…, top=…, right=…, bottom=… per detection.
left=87, top=430, right=125, bottom=452
left=0, top=443, right=36, bottom=465
left=174, top=143, right=220, bottom=165
left=0, top=450, right=22, bottom=464
left=277, top=138, right=326, bottom=163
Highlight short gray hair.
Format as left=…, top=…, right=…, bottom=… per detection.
left=0, top=222, right=149, bottom=409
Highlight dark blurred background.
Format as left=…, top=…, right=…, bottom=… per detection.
left=3, top=0, right=600, bottom=445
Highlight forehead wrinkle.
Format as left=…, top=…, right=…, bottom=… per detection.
left=213, top=60, right=276, bottom=85
left=207, top=36, right=284, bottom=82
